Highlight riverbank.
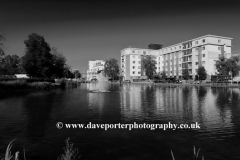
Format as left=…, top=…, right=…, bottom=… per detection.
left=0, top=79, right=68, bottom=91
left=132, top=81, right=240, bottom=88
left=106, top=81, right=240, bottom=88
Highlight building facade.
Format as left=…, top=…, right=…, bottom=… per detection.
left=121, top=48, right=158, bottom=81
left=157, top=35, right=232, bottom=79
left=121, top=35, right=232, bottom=81
left=87, top=60, right=105, bottom=80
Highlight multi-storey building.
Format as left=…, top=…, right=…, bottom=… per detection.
left=121, top=48, right=158, bottom=81
left=121, top=35, right=232, bottom=81
left=157, top=35, right=232, bottom=79
left=87, top=60, right=105, bottom=80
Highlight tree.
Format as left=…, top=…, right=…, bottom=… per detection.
left=148, top=44, right=163, bottom=50
left=0, top=54, right=21, bottom=75
left=160, top=70, right=167, bottom=80
left=142, top=55, right=157, bottom=79
left=51, top=47, right=67, bottom=78
left=182, top=69, right=189, bottom=80
left=104, top=58, right=119, bottom=80
left=63, top=65, right=74, bottom=79
left=74, top=70, right=81, bottom=79
left=197, top=66, right=207, bottom=80
left=215, top=55, right=240, bottom=77
left=0, top=32, right=5, bottom=58
left=22, top=33, right=53, bottom=78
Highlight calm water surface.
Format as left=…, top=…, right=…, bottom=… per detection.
left=0, top=82, right=240, bottom=160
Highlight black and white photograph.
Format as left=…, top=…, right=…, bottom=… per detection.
left=1, top=0, right=240, bottom=159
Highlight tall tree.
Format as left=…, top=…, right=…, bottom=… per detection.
left=215, top=55, right=240, bottom=77
left=142, top=55, right=157, bottom=79
left=197, top=66, right=207, bottom=80
left=51, top=47, right=67, bottom=78
left=104, top=58, right=119, bottom=80
left=0, top=32, right=4, bottom=59
left=148, top=44, right=163, bottom=50
left=22, top=33, right=53, bottom=78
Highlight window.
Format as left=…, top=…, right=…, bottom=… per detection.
left=132, top=71, right=135, bottom=74
left=196, top=62, right=198, bottom=65
left=218, top=39, right=221, bottom=43
left=138, top=66, right=140, bottom=69
left=202, top=46, right=205, bottom=50
left=195, top=48, right=198, bottom=52
left=133, top=61, right=135, bottom=64
left=138, top=72, right=141, bottom=74
left=133, top=55, right=135, bottom=58
left=195, top=41, right=198, bottom=44
left=218, top=47, right=221, bottom=51
left=179, top=64, right=181, bottom=67
left=133, top=66, right=135, bottom=69
left=202, top=54, right=205, bottom=57
left=202, top=39, right=205, bottom=43
left=139, top=61, right=141, bottom=64
left=132, top=50, right=135, bottom=53
left=179, top=46, right=181, bottom=49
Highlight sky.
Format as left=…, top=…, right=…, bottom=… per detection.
left=1, top=0, right=240, bottom=73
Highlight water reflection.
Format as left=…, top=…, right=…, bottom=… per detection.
left=22, top=91, right=55, bottom=140
left=119, top=84, right=240, bottom=138
left=1, top=84, right=240, bottom=159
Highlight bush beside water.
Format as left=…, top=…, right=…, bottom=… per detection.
left=0, top=78, right=66, bottom=90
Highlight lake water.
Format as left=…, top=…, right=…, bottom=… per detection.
left=0, top=82, right=240, bottom=160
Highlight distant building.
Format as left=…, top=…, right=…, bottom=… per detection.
left=121, top=35, right=232, bottom=80
left=15, top=74, right=29, bottom=78
left=121, top=48, right=158, bottom=81
left=87, top=60, right=106, bottom=80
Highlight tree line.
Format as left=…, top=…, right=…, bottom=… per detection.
left=0, top=33, right=81, bottom=79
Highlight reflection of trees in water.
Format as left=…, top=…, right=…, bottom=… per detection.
left=22, top=91, right=56, bottom=141
left=196, top=86, right=207, bottom=103
left=211, top=87, right=218, bottom=96
left=195, top=86, right=208, bottom=124
left=215, top=88, right=240, bottom=122
left=140, top=85, right=157, bottom=119
left=181, top=86, right=193, bottom=122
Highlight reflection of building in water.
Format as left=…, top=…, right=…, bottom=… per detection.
left=87, top=83, right=106, bottom=113
left=120, top=85, right=142, bottom=120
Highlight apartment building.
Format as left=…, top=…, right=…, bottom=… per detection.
left=157, top=35, right=232, bottom=79
left=121, top=48, right=158, bottom=81
left=87, top=60, right=105, bottom=80
left=121, top=35, right=232, bottom=81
